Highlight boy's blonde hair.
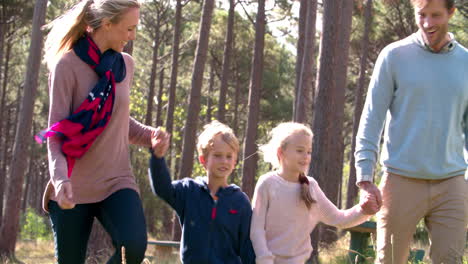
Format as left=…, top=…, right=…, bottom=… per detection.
left=260, top=122, right=313, bottom=169
left=260, top=122, right=315, bottom=209
left=197, top=121, right=239, bottom=157
left=44, top=0, right=141, bottom=69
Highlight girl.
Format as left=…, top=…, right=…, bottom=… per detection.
left=39, top=0, right=158, bottom=263
left=250, top=122, right=378, bottom=264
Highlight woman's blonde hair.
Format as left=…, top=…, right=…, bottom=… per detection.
left=44, top=0, right=140, bottom=69
left=260, top=122, right=315, bottom=208
left=197, top=120, right=239, bottom=158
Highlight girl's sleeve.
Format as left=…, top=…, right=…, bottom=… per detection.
left=239, top=195, right=256, bottom=264
left=250, top=177, right=274, bottom=264
left=47, top=59, right=75, bottom=191
left=313, top=180, right=369, bottom=229
left=148, top=153, right=187, bottom=216
left=128, top=117, right=157, bottom=147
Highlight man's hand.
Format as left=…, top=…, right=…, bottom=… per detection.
left=56, top=181, right=75, bottom=210
left=358, top=181, right=382, bottom=214
left=151, top=129, right=170, bottom=158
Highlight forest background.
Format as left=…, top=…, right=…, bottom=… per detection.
left=0, top=0, right=466, bottom=263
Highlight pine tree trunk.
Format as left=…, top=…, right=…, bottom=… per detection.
left=155, top=67, right=165, bottom=127
left=0, top=0, right=48, bottom=257
left=86, top=221, right=113, bottom=263
left=216, top=0, right=235, bottom=123
left=0, top=40, right=11, bottom=226
left=294, top=0, right=317, bottom=124
left=207, top=60, right=215, bottom=122
left=165, top=0, right=183, bottom=143
left=178, top=0, right=215, bottom=180
left=241, top=0, right=266, bottom=199
left=346, top=0, right=373, bottom=209
left=293, top=0, right=307, bottom=120
left=309, top=0, right=352, bottom=246
left=145, top=19, right=161, bottom=126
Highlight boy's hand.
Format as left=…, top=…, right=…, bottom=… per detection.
left=151, top=128, right=170, bottom=158
left=359, top=192, right=380, bottom=215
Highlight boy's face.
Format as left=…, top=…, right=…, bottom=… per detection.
left=200, top=135, right=237, bottom=180
left=413, top=0, right=454, bottom=52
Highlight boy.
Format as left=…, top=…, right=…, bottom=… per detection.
left=149, top=121, right=255, bottom=264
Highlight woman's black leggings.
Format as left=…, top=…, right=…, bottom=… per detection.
left=49, top=188, right=147, bottom=264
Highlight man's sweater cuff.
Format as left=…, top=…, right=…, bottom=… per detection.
left=356, top=174, right=373, bottom=185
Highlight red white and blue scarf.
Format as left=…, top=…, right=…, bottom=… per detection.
left=36, top=35, right=126, bottom=178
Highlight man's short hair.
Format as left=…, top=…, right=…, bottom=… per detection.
left=410, top=0, right=455, bottom=10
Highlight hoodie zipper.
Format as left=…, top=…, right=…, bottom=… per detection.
left=208, top=194, right=218, bottom=261
left=211, top=195, right=218, bottom=219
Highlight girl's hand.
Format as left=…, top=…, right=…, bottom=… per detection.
left=56, top=181, right=75, bottom=210
left=151, top=128, right=170, bottom=158
left=359, top=192, right=380, bottom=215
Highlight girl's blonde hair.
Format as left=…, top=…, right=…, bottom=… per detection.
left=260, top=122, right=315, bottom=208
left=44, top=0, right=140, bottom=69
left=197, top=120, right=240, bottom=158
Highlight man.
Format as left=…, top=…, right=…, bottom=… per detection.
left=354, top=0, right=467, bottom=263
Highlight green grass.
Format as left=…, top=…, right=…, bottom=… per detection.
left=12, top=236, right=468, bottom=264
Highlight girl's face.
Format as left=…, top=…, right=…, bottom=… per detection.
left=278, top=132, right=312, bottom=175
left=103, top=7, right=140, bottom=52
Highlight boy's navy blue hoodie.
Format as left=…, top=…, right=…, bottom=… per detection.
left=149, top=154, right=256, bottom=264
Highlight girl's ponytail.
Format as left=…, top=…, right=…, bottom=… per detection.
left=299, top=173, right=315, bottom=209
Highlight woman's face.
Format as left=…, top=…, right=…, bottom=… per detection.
left=105, top=7, right=140, bottom=52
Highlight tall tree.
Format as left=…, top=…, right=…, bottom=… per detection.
left=143, top=0, right=169, bottom=126
left=165, top=0, right=183, bottom=146
left=207, top=59, right=215, bottom=122
left=178, top=0, right=215, bottom=184
left=166, top=2, right=184, bottom=239
left=0, top=0, right=48, bottom=257
left=241, top=0, right=266, bottom=199
left=346, top=0, right=373, bottom=210
left=293, top=0, right=307, bottom=120
left=0, top=39, right=12, bottom=225
left=216, top=0, right=235, bottom=123
left=294, top=0, right=317, bottom=124
left=145, top=27, right=161, bottom=126
left=309, top=0, right=353, bottom=248
left=155, top=67, right=165, bottom=127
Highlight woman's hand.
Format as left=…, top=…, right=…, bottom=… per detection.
left=56, top=181, right=75, bottom=209
left=151, top=128, right=170, bottom=158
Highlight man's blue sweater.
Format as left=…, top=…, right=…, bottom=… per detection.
left=149, top=154, right=255, bottom=264
left=355, top=31, right=468, bottom=182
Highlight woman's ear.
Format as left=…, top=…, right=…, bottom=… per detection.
left=101, top=17, right=112, bottom=30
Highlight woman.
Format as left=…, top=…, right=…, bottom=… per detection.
left=39, top=0, right=155, bottom=263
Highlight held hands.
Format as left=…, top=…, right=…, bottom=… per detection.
left=358, top=182, right=382, bottom=215
left=151, top=128, right=170, bottom=158
left=56, top=181, right=75, bottom=210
